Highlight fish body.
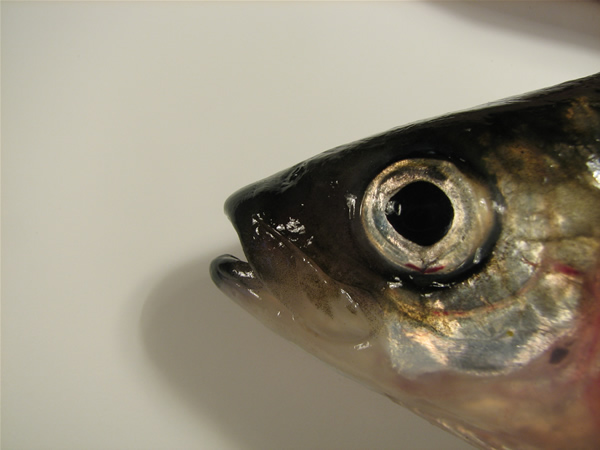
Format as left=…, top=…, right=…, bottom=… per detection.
left=211, top=73, right=600, bottom=449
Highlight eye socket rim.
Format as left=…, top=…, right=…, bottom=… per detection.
left=360, top=158, right=497, bottom=278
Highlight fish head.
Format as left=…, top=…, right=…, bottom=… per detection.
left=211, top=74, right=600, bottom=449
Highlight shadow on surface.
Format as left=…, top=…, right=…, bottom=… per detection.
left=434, top=2, right=600, bottom=52
left=140, top=251, right=469, bottom=450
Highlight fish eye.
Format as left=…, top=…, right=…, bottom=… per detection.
left=386, top=181, right=454, bottom=247
left=360, top=158, right=498, bottom=279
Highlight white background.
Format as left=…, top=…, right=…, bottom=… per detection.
left=3, top=2, right=600, bottom=449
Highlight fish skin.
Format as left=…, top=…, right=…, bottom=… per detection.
left=211, top=73, right=600, bottom=449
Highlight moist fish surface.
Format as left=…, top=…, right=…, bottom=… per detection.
left=211, top=73, right=600, bottom=449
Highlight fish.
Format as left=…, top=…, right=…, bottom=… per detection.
left=210, top=73, right=600, bottom=449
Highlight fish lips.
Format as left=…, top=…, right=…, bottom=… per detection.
left=210, top=179, right=274, bottom=295
left=210, top=181, right=278, bottom=299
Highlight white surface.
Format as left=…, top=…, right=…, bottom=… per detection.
left=2, top=2, right=600, bottom=449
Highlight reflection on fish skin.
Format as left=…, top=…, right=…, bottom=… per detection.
left=211, top=73, right=600, bottom=449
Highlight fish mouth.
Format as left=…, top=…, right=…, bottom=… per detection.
left=210, top=254, right=263, bottom=298
left=209, top=216, right=279, bottom=301
left=211, top=215, right=377, bottom=344
left=211, top=213, right=305, bottom=299
left=211, top=244, right=301, bottom=341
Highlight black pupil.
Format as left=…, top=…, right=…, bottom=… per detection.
left=385, top=181, right=454, bottom=246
